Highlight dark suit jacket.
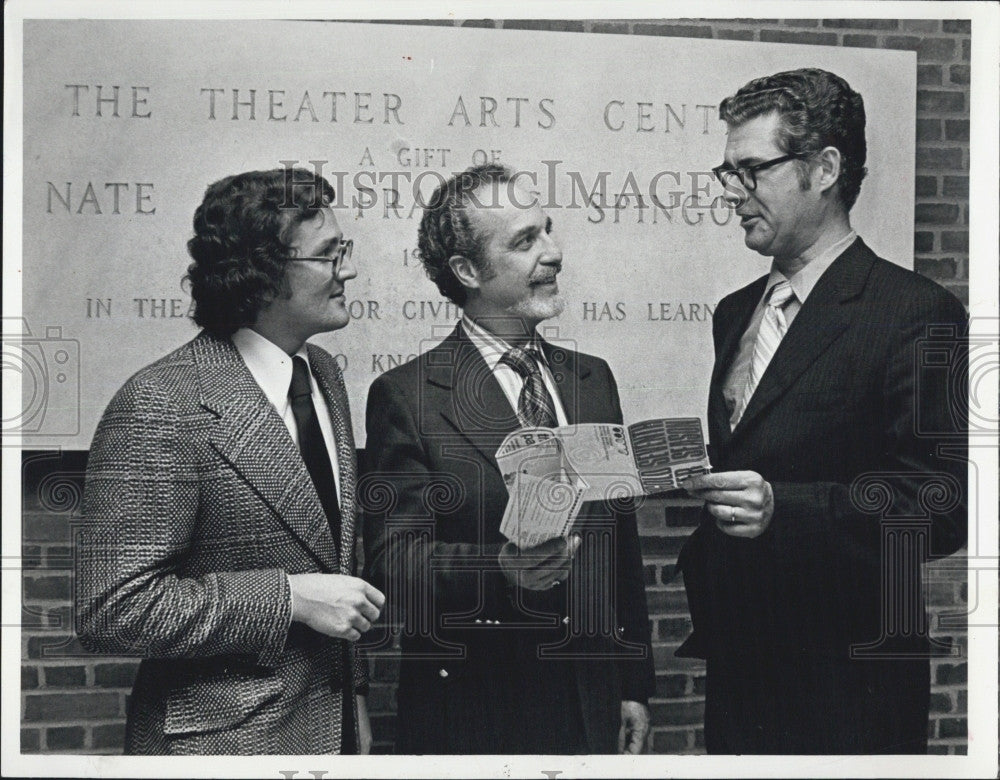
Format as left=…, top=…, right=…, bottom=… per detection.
left=677, top=238, right=968, bottom=754
left=75, top=332, right=367, bottom=755
left=361, top=323, right=655, bottom=754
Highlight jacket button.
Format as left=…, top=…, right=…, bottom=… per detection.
left=438, top=668, right=449, bottom=678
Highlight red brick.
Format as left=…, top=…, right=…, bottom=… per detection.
left=760, top=29, right=837, bottom=45
left=22, top=514, right=70, bottom=543
left=914, top=232, right=935, bottom=253
left=941, top=232, right=968, bottom=252
left=639, top=534, right=686, bottom=559
left=651, top=729, right=691, bottom=752
left=842, top=34, right=877, bottom=48
left=901, top=19, right=941, bottom=33
left=92, top=722, right=126, bottom=750
left=885, top=36, right=957, bottom=61
left=43, top=665, right=87, bottom=687
left=915, top=203, right=960, bottom=225
left=928, top=744, right=949, bottom=754
left=917, top=148, right=964, bottom=169
left=22, top=665, right=39, bottom=689
left=938, top=717, right=966, bottom=738
left=716, top=29, right=754, bottom=41
left=503, top=20, right=584, bottom=32
left=929, top=692, right=953, bottom=713
left=592, top=22, right=629, bottom=35
left=93, top=662, right=139, bottom=688
left=22, top=545, right=43, bottom=569
left=915, top=258, right=957, bottom=280
left=961, top=38, right=970, bottom=60
left=883, top=35, right=921, bottom=50
left=935, top=662, right=967, bottom=685
left=944, top=119, right=969, bottom=141
left=782, top=19, right=819, bottom=27
left=957, top=689, right=967, bottom=713
left=917, top=90, right=964, bottom=113
left=654, top=673, right=689, bottom=699
left=821, top=18, right=898, bottom=29
left=917, top=65, right=943, bottom=86
left=634, top=23, right=713, bottom=38
left=46, top=726, right=85, bottom=750
left=657, top=617, right=694, bottom=642
left=23, top=575, right=71, bottom=601
left=692, top=674, right=706, bottom=695
left=21, top=728, right=41, bottom=752
left=643, top=564, right=660, bottom=586
left=915, top=118, right=941, bottom=142
left=645, top=587, right=689, bottom=614
left=942, top=20, right=972, bottom=34
left=649, top=699, right=705, bottom=725
left=942, top=176, right=969, bottom=197
left=24, top=692, right=120, bottom=721
left=458, top=19, right=495, bottom=29
left=948, top=65, right=970, bottom=86
left=914, top=177, right=937, bottom=198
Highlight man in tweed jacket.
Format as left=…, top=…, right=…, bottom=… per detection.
left=76, top=168, right=384, bottom=755
left=678, top=69, right=968, bottom=753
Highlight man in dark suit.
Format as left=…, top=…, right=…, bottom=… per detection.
left=361, top=164, right=655, bottom=754
left=678, top=68, right=968, bottom=754
left=75, top=168, right=385, bottom=754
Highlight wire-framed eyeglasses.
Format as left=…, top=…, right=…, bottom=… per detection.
left=288, top=239, right=354, bottom=275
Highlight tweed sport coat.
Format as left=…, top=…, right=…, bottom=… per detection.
left=361, top=324, right=655, bottom=754
left=75, top=331, right=367, bottom=755
left=677, top=238, right=968, bottom=753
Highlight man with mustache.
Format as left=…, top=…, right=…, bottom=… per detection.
left=362, top=163, right=654, bottom=753
left=76, top=168, right=384, bottom=754
left=678, top=68, right=968, bottom=753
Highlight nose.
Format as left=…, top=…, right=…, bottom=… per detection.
left=539, top=229, right=563, bottom=264
left=335, top=254, right=358, bottom=282
left=722, top=181, right=748, bottom=209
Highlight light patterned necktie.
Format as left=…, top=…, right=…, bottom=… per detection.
left=736, top=280, right=795, bottom=424
left=499, top=346, right=559, bottom=428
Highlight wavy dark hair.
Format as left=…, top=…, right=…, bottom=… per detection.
left=417, top=163, right=515, bottom=307
left=184, top=168, right=335, bottom=335
left=719, top=68, right=868, bottom=211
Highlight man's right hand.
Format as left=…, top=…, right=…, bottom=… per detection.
left=499, top=535, right=581, bottom=591
left=287, top=574, right=385, bottom=641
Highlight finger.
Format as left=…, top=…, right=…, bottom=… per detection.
left=338, top=627, right=362, bottom=642
left=684, top=470, right=758, bottom=491
left=350, top=614, right=372, bottom=633
left=705, top=502, right=743, bottom=524
left=688, top=488, right=750, bottom=505
left=626, top=731, right=644, bottom=754
left=362, top=582, right=386, bottom=609
left=357, top=599, right=381, bottom=623
left=617, top=724, right=627, bottom=753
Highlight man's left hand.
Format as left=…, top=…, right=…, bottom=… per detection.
left=618, top=700, right=650, bottom=754
left=683, top=470, right=774, bottom=538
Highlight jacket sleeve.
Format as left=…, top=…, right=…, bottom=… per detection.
left=765, top=285, right=968, bottom=561
left=361, top=373, right=513, bottom=627
left=75, top=372, right=292, bottom=667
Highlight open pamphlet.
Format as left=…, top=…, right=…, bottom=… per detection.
left=497, top=418, right=711, bottom=548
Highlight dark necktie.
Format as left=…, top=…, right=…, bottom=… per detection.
left=289, top=355, right=342, bottom=544
left=499, top=346, right=559, bottom=428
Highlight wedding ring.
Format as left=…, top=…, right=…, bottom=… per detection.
left=730, top=506, right=737, bottom=523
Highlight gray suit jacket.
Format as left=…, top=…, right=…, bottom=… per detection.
left=76, top=331, right=366, bottom=754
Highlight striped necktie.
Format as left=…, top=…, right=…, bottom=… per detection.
left=499, top=346, right=559, bottom=428
left=735, top=280, right=795, bottom=425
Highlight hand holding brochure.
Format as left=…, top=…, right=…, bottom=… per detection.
left=497, top=418, right=711, bottom=548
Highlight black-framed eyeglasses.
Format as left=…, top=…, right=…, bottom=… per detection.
left=712, top=154, right=807, bottom=192
left=288, top=239, right=354, bottom=275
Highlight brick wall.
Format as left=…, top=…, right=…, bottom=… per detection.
left=20, top=17, right=971, bottom=756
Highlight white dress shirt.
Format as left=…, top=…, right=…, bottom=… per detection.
left=461, top=315, right=569, bottom=427
left=232, top=328, right=341, bottom=500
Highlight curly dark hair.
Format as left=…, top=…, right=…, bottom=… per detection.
left=719, top=68, right=868, bottom=211
left=184, top=168, right=336, bottom=335
left=417, top=163, right=515, bottom=307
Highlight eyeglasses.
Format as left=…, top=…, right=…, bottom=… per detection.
left=712, top=153, right=807, bottom=192
left=288, top=239, right=354, bottom=275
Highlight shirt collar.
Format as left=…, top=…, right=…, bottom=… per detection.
left=461, top=315, right=548, bottom=372
left=232, top=327, right=311, bottom=411
left=766, top=229, right=857, bottom=305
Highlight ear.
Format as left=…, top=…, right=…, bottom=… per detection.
left=447, top=254, right=482, bottom=293
left=814, top=146, right=842, bottom=194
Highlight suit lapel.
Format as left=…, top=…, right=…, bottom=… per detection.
left=541, top=339, right=592, bottom=425
left=733, top=238, right=876, bottom=435
left=709, top=278, right=766, bottom=447
left=309, top=344, right=356, bottom=573
left=430, top=325, right=520, bottom=475
left=192, top=333, right=339, bottom=572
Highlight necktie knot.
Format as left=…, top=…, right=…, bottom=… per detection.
left=290, top=356, right=313, bottom=400
left=768, top=280, right=795, bottom=310
left=499, top=345, right=543, bottom=379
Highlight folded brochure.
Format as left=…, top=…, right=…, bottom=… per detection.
left=497, top=418, right=711, bottom=548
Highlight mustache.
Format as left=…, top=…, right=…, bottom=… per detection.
left=530, top=265, right=562, bottom=283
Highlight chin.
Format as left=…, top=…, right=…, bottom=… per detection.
left=507, top=294, right=566, bottom=322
